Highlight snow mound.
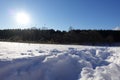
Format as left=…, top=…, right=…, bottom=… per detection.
left=80, top=63, right=120, bottom=80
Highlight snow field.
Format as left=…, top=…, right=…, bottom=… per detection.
left=0, top=42, right=120, bottom=80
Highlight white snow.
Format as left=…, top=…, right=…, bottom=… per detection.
left=0, top=41, right=120, bottom=80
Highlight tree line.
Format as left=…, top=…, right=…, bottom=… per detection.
left=0, top=29, right=120, bottom=45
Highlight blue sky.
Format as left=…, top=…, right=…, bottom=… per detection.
left=0, top=0, right=120, bottom=30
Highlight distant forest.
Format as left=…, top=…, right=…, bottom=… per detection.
left=0, top=28, right=120, bottom=45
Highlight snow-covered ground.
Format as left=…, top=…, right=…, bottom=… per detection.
left=0, top=41, right=120, bottom=80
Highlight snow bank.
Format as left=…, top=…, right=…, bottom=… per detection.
left=0, top=42, right=120, bottom=80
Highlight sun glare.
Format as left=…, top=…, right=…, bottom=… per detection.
left=16, top=12, right=30, bottom=24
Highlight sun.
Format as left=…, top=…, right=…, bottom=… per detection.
left=16, top=12, right=30, bottom=24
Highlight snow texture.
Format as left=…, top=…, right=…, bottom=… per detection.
left=0, top=42, right=120, bottom=80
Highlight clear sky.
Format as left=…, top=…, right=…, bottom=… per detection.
left=0, top=0, right=120, bottom=30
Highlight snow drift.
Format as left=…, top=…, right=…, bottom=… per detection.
left=0, top=42, right=120, bottom=80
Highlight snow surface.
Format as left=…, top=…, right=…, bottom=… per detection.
left=0, top=41, right=120, bottom=80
